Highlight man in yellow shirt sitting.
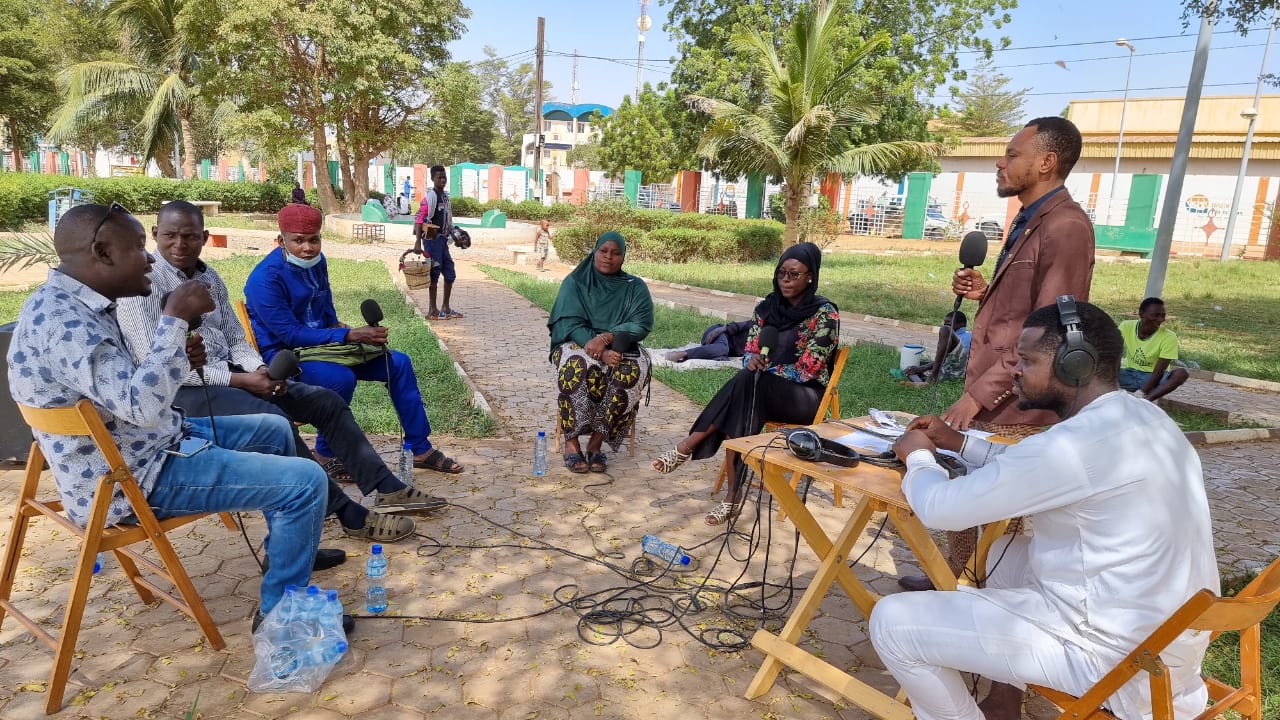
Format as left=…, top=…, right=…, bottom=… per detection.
left=1118, top=297, right=1189, bottom=402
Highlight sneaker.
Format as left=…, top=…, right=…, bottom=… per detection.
left=375, top=484, right=447, bottom=513
left=342, top=511, right=416, bottom=542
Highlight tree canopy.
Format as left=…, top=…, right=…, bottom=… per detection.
left=215, top=0, right=468, bottom=212
left=0, top=0, right=59, bottom=170
left=940, top=58, right=1028, bottom=137
left=661, top=0, right=1015, bottom=177
left=690, top=0, right=940, bottom=244
left=595, top=85, right=695, bottom=183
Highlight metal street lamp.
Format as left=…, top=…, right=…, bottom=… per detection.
left=1107, top=38, right=1136, bottom=225
left=1220, top=13, right=1276, bottom=261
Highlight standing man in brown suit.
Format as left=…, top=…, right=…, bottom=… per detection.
left=898, top=116, right=1095, bottom=593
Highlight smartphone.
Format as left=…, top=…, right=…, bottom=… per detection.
left=164, top=437, right=212, bottom=458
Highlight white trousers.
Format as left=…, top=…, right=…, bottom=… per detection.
left=869, top=537, right=1097, bottom=720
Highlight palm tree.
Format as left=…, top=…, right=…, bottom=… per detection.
left=688, top=0, right=941, bottom=245
left=46, top=0, right=205, bottom=178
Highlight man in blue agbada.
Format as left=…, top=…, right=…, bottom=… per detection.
left=243, top=203, right=463, bottom=477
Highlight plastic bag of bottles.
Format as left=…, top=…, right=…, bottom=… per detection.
left=247, top=584, right=348, bottom=693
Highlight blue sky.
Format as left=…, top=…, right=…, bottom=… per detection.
left=449, top=1, right=1275, bottom=120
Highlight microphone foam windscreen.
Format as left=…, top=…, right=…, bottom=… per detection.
left=267, top=350, right=300, bottom=381
left=613, top=331, right=637, bottom=354
left=758, top=326, right=780, bottom=359
left=360, top=299, right=384, bottom=326
left=959, top=231, right=989, bottom=268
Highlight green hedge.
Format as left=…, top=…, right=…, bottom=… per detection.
left=0, top=172, right=292, bottom=227
left=452, top=196, right=484, bottom=217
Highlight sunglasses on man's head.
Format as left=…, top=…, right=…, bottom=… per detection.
left=89, top=202, right=131, bottom=242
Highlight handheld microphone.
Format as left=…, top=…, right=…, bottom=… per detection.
left=267, top=349, right=300, bottom=381
left=953, top=231, right=989, bottom=313
left=756, top=326, right=779, bottom=372
left=161, top=291, right=204, bottom=382
left=360, top=299, right=384, bottom=327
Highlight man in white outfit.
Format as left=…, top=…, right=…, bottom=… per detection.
left=871, top=298, right=1218, bottom=720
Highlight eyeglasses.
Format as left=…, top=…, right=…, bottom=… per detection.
left=89, top=202, right=130, bottom=243
left=776, top=269, right=809, bottom=281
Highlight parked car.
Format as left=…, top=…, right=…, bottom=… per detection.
left=973, top=214, right=1004, bottom=240
left=849, top=196, right=950, bottom=238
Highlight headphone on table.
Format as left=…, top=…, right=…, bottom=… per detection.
left=782, top=428, right=863, bottom=467
left=1053, top=294, right=1098, bottom=387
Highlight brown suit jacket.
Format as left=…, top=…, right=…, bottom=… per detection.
left=965, top=187, right=1096, bottom=427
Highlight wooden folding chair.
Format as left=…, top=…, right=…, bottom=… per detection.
left=233, top=298, right=259, bottom=352
left=0, top=400, right=237, bottom=714
left=713, top=344, right=851, bottom=507
left=1028, top=555, right=1280, bottom=720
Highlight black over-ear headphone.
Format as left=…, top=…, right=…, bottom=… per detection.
left=1054, top=294, right=1098, bottom=386
left=783, top=428, right=861, bottom=467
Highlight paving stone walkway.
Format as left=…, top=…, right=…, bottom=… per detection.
left=1, top=242, right=1278, bottom=719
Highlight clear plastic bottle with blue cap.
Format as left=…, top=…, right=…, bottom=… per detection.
left=641, top=535, right=693, bottom=566
left=366, top=545, right=388, bottom=613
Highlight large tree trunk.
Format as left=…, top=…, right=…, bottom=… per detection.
left=783, top=181, right=805, bottom=246
left=154, top=152, right=177, bottom=178
left=311, top=125, right=339, bottom=215
left=179, top=111, right=197, bottom=180
left=333, top=124, right=358, bottom=213
left=351, top=150, right=373, bottom=212
left=8, top=120, right=22, bottom=171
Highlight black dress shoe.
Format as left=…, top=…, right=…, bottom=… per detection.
left=262, top=548, right=348, bottom=573
left=896, top=575, right=937, bottom=592
left=313, top=548, right=347, bottom=571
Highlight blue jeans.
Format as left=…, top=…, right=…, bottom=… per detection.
left=1119, top=367, right=1172, bottom=392
left=298, top=350, right=434, bottom=457
left=146, top=414, right=327, bottom=615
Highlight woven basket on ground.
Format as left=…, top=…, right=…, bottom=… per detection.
left=399, top=249, right=435, bottom=289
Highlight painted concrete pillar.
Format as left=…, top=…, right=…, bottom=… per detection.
left=572, top=168, right=590, bottom=206
left=623, top=169, right=642, bottom=208
left=819, top=172, right=841, bottom=211
left=218, top=159, right=229, bottom=182
left=746, top=173, right=765, bottom=219
left=326, top=160, right=340, bottom=190
left=199, top=159, right=211, bottom=180
left=384, top=164, right=396, bottom=196
left=901, top=171, right=933, bottom=240
left=679, top=170, right=701, bottom=213
left=302, top=161, right=315, bottom=190
left=1124, top=174, right=1162, bottom=229
left=449, top=166, right=462, bottom=197
left=413, top=164, right=429, bottom=205
left=1248, top=177, right=1270, bottom=246
left=487, top=165, right=503, bottom=203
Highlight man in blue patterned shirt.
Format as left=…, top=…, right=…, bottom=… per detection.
left=6, top=203, right=327, bottom=619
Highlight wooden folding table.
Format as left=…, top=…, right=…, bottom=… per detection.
left=722, top=420, right=992, bottom=720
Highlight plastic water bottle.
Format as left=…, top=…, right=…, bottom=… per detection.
left=366, top=545, right=388, bottom=613
left=533, top=431, right=547, bottom=476
left=269, top=645, right=301, bottom=679
left=398, top=441, right=414, bottom=485
left=93, top=553, right=105, bottom=574
left=641, top=535, right=692, bottom=566
left=302, top=637, right=349, bottom=666
left=322, top=589, right=344, bottom=634
left=301, top=585, right=324, bottom=624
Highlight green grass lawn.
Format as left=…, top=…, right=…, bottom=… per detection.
left=623, top=254, right=1280, bottom=383
left=1, top=256, right=495, bottom=438
left=479, top=264, right=1254, bottom=432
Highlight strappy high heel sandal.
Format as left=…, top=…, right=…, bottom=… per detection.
left=652, top=446, right=691, bottom=474
left=705, top=502, right=741, bottom=526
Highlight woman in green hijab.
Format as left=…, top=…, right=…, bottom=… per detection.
left=548, top=232, right=654, bottom=473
